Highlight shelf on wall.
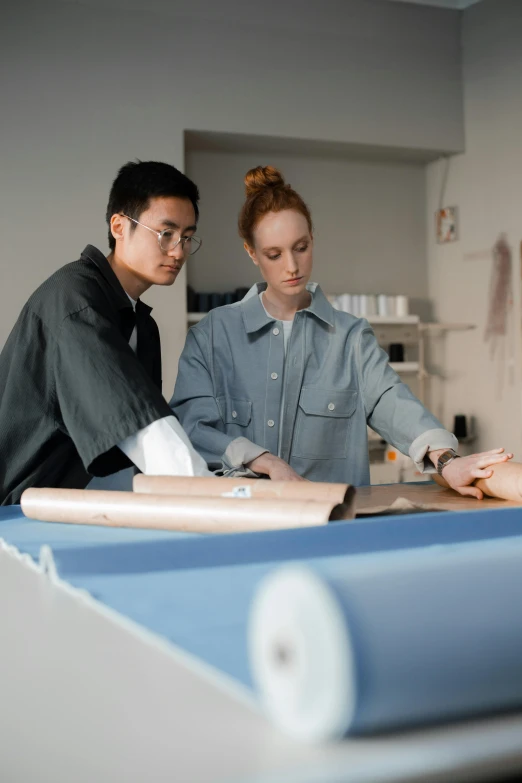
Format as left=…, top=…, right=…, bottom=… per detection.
left=366, top=315, right=420, bottom=326
left=187, top=312, right=208, bottom=324
left=419, top=322, right=476, bottom=333
left=389, top=362, right=420, bottom=373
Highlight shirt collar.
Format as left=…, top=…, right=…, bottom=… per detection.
left=240, top=281, right=335, bottom=333
left=81, top=245, right=152, bottom=315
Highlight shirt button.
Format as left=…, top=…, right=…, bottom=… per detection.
left=271, top=372, right=278, bottom=380
left=267, top=419, right=275, bottom=427
left=328, top=402, right=335, bottom=411
left=272, top=327, right=280, bottom=335
left=232, top=410, right=238, bottom=418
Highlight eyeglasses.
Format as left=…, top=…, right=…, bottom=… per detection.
left=121, top=214, right=202, bottom=256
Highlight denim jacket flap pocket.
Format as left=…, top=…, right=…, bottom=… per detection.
left=298, top=387, right=358, bottom=418
left=293, top=388, right=358, bottom=460
left=217, top=396, right=252, bottom=426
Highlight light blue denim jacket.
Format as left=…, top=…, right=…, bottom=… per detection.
left=171, top=283, right=457, bottom=485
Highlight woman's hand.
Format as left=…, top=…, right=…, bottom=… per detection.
left=246, top=452, right=307, bottom=481
left=432, top=448, right=514, bottom=499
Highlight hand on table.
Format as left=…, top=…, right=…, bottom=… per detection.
left=246, top=452, right=307, bottom=482
left=439, top=448, right=514, bottom=500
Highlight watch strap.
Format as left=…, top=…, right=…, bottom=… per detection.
left=436, top=449, right=460, bottom=477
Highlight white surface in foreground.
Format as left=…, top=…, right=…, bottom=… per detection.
left=1, top=540, right=522, bottom=783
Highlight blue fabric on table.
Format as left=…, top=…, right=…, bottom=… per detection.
left=0, top=506, right=195, bottom=561
left=3, top=505, right=522, bottom=577
left=2, top=504, right=522, bottom=690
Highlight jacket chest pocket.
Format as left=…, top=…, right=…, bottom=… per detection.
left=293, top=387, right=358, bottom=460
left=216, top=396, right=252, bottom=433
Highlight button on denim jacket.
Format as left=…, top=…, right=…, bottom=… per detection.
left=171, top=283, right=456, bottom=485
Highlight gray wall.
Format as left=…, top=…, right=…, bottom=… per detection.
left=0, top=0, right=463, bottom=391
left=186, top=148, right=427, bottom=304
left=426, top=0, right=522, bottom=456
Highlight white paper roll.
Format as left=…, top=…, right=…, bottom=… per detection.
left=366, top=294, right=377, bottom=316
left=396, top=295, right=409, bottom=317
left=340, top=294, right=351, bottom=313
left=249, top=568, right=356, bottom=742
left=249, top=541, right=522, bottom=743
left=386, top=295, right=397, bottom=316
left=377, top=294, right=388, bottom=316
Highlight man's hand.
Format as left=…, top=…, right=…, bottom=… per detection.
left=246, top=452, right=306, bottom=482
left=430, top=447, right=514, bottom=499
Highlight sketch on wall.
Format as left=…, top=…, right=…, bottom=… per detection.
left=436, top=206, right=458, bottom=244
left=484, top=234, right=514, bottom=396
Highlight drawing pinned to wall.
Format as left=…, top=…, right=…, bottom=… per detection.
left=436, top=206, right=458, bottom=244
left=484, top=234, right=514, bottom=396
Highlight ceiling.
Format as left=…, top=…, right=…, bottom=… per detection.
left=381, top=0, right=481, bottom=8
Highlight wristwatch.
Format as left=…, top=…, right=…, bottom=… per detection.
left=436, top=448, right=461, bottom=477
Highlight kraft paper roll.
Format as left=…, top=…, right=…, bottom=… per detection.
left=133, top=475, right=354, bottom=514
left=249, top=538, right=522, bottom=742
left=20, top=488, right=347, bottom=533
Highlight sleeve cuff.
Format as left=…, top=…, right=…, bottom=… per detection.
left=118, top=415, right=213, bottom=477
left=409, top=428, right=459, bottom=473
left=221, top=437, right=268, bottom=477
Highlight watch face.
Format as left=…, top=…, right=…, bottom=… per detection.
left=438, top=450, right=457, bottom=472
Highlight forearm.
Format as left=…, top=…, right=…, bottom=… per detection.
left=428, top=448, right=450, bottom=483
left=364, top=380, right=457, bottom=472
left=245, top=451, right=306, bottom=482
left=431, top=472, right=449, bottom=489
left=223, top=437, right=268, bottom=476
left=360, top=327, right=454, bottom=468
left=246, top=451, right=277, bottom=476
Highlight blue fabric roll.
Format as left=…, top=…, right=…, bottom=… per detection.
left=249, top=536, right=522, bottom=740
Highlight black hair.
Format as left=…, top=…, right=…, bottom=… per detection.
left=105, top=160, right=200, bottom=251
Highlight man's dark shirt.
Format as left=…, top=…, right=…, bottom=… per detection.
left=0, top=245, right=172, bottom=505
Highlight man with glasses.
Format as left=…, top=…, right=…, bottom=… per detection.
left=0, top=160, right=210, bottom=505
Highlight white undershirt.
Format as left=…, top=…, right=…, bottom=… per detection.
left=127, top=293, right=138, bottom=352
left=281, top=319, right=293, bottom=353
left=86, top=295, right=211, bottom=489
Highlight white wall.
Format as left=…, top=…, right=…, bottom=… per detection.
left=0, top=0, right=462, bottom=393
left=186, top=148, right=428, bottom=307
left=426, top=0, right=522, bottom=456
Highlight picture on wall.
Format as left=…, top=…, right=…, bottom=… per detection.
left=436, top=206, right=458, bottom=244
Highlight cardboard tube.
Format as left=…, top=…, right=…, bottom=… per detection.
left=133, top=475, right=354, bottom=509
left=20, top=488, right=349, bottom=533
left=474, top=461, right=522, bottom=502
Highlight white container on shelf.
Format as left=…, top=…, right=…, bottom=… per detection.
left=377, top=294, right=388, bottom=316
left=386, top=295, right=397, bottom=316
left=366, top=295, right=377, bottom=316
left=396, top=295, right=409, bottom=317
left=339, top=294, right=351, bottom=313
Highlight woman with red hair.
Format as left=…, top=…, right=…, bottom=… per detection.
left=171, top=166, right=510, bottom=493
